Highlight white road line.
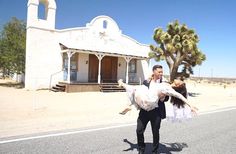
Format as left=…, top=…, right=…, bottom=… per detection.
left=0, top=123, right=136, bottom=144
left=0, top=107, right=235, bottom=144
left=199, top=106, right=236, bottom=115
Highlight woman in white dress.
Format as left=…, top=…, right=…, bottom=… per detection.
left=118, top=79, right=197, bottom=121
left=166, top=79, right=197, bottom=122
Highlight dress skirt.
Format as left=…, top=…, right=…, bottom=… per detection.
left=166, top=104, right=193, bottom=122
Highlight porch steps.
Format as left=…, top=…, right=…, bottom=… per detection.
left=51, top=83, right=66, bottom=92
left=99, top=83, right=126, bottom=92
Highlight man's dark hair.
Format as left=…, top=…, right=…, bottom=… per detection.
left=152, top=64, right=163, bottom=71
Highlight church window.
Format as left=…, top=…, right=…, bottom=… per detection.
left=103, top=20, right=108, bottom=29
left=128, top=59, right=137, bottom=73
left=38, top=2, right=48, bottom=20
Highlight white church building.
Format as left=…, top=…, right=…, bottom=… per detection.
left=25, top=0, right=151, bottom=92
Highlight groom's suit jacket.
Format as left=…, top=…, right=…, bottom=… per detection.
left=143, top=79, right=169, bottom=119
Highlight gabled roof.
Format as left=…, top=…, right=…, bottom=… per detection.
left=59, top=15, right=150, bottom=59
left=59, top=37, right=149, bottom=59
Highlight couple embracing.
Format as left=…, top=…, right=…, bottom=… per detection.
left=119, top=64, right=197, bottom=154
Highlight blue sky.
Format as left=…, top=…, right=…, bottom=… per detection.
left=0, top=0, right=236, bottom=78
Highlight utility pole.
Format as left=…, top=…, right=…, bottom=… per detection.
left=198, top=67, right=201, bottom=79
left=211, top=68, right=213, bottom=79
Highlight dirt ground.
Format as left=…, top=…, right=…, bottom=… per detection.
left=0, top=79, right=236, bottom=138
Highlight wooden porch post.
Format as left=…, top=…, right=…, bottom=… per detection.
left=66, top=50, right=76, bottom=83
left=125, top=56, right=132, bottom=84
left=95, top=54, right=105, bottom=84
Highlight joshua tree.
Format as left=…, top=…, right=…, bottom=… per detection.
left=149, top=20, right=206, bottom=82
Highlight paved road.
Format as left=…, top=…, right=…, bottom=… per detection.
left=1, top=108, right=236, bottom=154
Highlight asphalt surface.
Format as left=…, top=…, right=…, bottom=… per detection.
left=0, top=108, right=236, bottom=154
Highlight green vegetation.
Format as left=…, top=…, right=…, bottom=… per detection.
left=149, top=20, right=206, bottom=82
left=0, top=17, right=26, bottom=79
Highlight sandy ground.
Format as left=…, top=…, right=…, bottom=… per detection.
left=0, top=79, right=236, bottom=138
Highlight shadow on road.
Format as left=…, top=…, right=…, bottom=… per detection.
left=123, top=138, right=188, bottom=154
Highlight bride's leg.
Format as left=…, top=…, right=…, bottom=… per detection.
left=118, top=79, right=135, bottom=97
left=118, top=79, right=136, bottom=115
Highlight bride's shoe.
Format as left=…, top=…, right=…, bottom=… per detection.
left=119, top=107, right=131, bottom=115
left=118, top=79, right=124, bottom=87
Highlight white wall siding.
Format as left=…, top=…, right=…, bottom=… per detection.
left=25, top=28, right=62, bottom=89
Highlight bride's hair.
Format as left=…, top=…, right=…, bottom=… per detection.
left=170, top=82, right=187, bottom=108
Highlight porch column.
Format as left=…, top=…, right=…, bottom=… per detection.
left=124, top=56, right=132, bottom=84
left=95, top=54, right=105, bottom=84
left=66, top=50, right=76, bottom=83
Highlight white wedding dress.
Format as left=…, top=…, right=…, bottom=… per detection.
left=166, top=103, right=193, bottom=122
left=124, top=82, right=191, bottom=114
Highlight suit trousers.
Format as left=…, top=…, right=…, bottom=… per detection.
left=136, top=108, right=162, bottom=152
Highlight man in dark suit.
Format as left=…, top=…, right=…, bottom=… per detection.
left=137, top=64, right=169, bottom=154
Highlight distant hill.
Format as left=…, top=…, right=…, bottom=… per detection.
left=190, top=76, right=236, bottom=84
left=163, top=75, right=236, bottom=84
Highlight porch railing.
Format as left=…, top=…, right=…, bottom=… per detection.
left=49, top=70, right=64, bottom=91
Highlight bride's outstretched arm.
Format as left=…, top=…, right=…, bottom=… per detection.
left=164, top=88, right=198, bottom=113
